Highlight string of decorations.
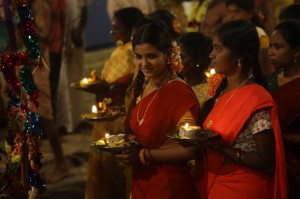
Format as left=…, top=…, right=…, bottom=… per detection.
left=0, top=0, right=46, bottom=198
left=16, top=0, right=41, bottom=62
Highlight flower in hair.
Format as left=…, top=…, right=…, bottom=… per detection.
left=207, top=72, right=225, bottom=97
left=167, top=42, right=184, bottom=73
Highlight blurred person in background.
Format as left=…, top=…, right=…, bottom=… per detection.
left=107, top=0, right=155, bottom=20
left=153, top=0, right=188, bottom=32
left=31, top=0, right=70, bottom=183
left=268, top=20, right=300, bottom=199
left=279, top=3, right=300, bottom=21
left=267, top=3, right=300, bottom=84
left=148, top=9, right=183, bottom=41
left=177, top=32, right=213, bottom=107
left=55, top=0, right=89, bottom=134
left=48, top=0, right=67, bottom=120
left=187, top=0, right=227, bottom=39
left=225, top=0, right=273, bottom=78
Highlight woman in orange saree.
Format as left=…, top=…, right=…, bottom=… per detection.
left=268, top=20, right=300, bottom=199
left=195, top=20, right=287, bottom=199
left=117, top=22, right=199, bottom=199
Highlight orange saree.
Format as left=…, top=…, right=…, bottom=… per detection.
left=130, top=80, right=199, bottom=199
left=196, top=84, right=287, bottom=199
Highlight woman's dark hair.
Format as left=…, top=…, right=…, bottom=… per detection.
left=279, top=3, right=300, bottom=21
left=198, top=20, right=265, bottom=127
left=148, top=9, right=180, bottom=40
left=226, top=0, right=255, bottom=11
left=225, top=0, right=266, bottom=32
left=132, top=22, right=172, bottom=53
left=114, top=7, right=144, bottom=31
left=124, top=23, right=172, bottom=134
left=273, top=20, right=300, bottom=50
left=133, top=17, right=155, bottom=32
left=177, top=32, right=212, bottom=82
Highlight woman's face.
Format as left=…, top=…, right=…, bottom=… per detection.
left=180, top=46, right=194, bottom=76
left=226, top=4, right=252, bottom=21
left=134, top=43, right=169, bottom=79
left=111, top=17, right=132, bottom=43
left=210, top=35, right=237, bottom=75
left=269, top=30, right=295, bottom=69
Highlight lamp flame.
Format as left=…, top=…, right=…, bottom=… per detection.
left=184, top=123, right=189, bottom=129
left=210, top=68, right=216, bottom=75
left=82, top=78, right=89, bottom=84
left=92, top=105, right=97, bottom=113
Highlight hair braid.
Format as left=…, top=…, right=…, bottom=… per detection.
left=123, top=70, right=145, bottom=134
left=252, top=58, right=267, bottom=88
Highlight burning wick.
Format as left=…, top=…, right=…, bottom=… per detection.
left=92, top=105, right=97, bottom=113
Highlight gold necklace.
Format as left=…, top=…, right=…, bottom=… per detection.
left=137, top=71, right=171, bottom=126
left=206, top=74, right=253, bottom=128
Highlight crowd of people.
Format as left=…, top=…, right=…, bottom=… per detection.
left=1, top=0, right=300, bottom=199
left=102, top=1, right=299, bottom=199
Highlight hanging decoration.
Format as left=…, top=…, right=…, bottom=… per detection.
left=0, top=0, right=46, bottom=198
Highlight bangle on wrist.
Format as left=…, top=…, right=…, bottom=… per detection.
left=235, top=148, right=245, bottom=163
left=147, top=149, right=154, bottom=162
left=139, top=149, right=150, bottom=166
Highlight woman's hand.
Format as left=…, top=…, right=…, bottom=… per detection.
left=115, top=147, right=141, bottom=167
left=193, top=134, right=220, bottom=150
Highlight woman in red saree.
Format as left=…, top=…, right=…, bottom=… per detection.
left=268, top=20, right=300, bottom=199
left=116, top=22, right=199, bottom=199
left=195, top=20, right=287, bottom=199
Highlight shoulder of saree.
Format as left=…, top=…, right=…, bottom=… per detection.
left=237, top=84, right=274, bottom=111
left=161, top=79, right=200, bottom=120
left=272, top=77, right=300, bottom=96
left=208, top=84, right=274, bottom=145
left=272, top=77, right=300, bottom=129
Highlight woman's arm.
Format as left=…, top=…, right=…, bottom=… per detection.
left=214, top=129, right=275, bottom=175
left=143, top=144, right=197, bottom=164
left=116, top=144, right=197, bottom=166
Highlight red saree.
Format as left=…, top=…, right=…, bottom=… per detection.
left=272, top=77, right=300, bottom=132
left=130, top=80, right=199, bottom=199
left=196, top=84, right=287, bottom=199
left=272, top=77, right=300, bottom=198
